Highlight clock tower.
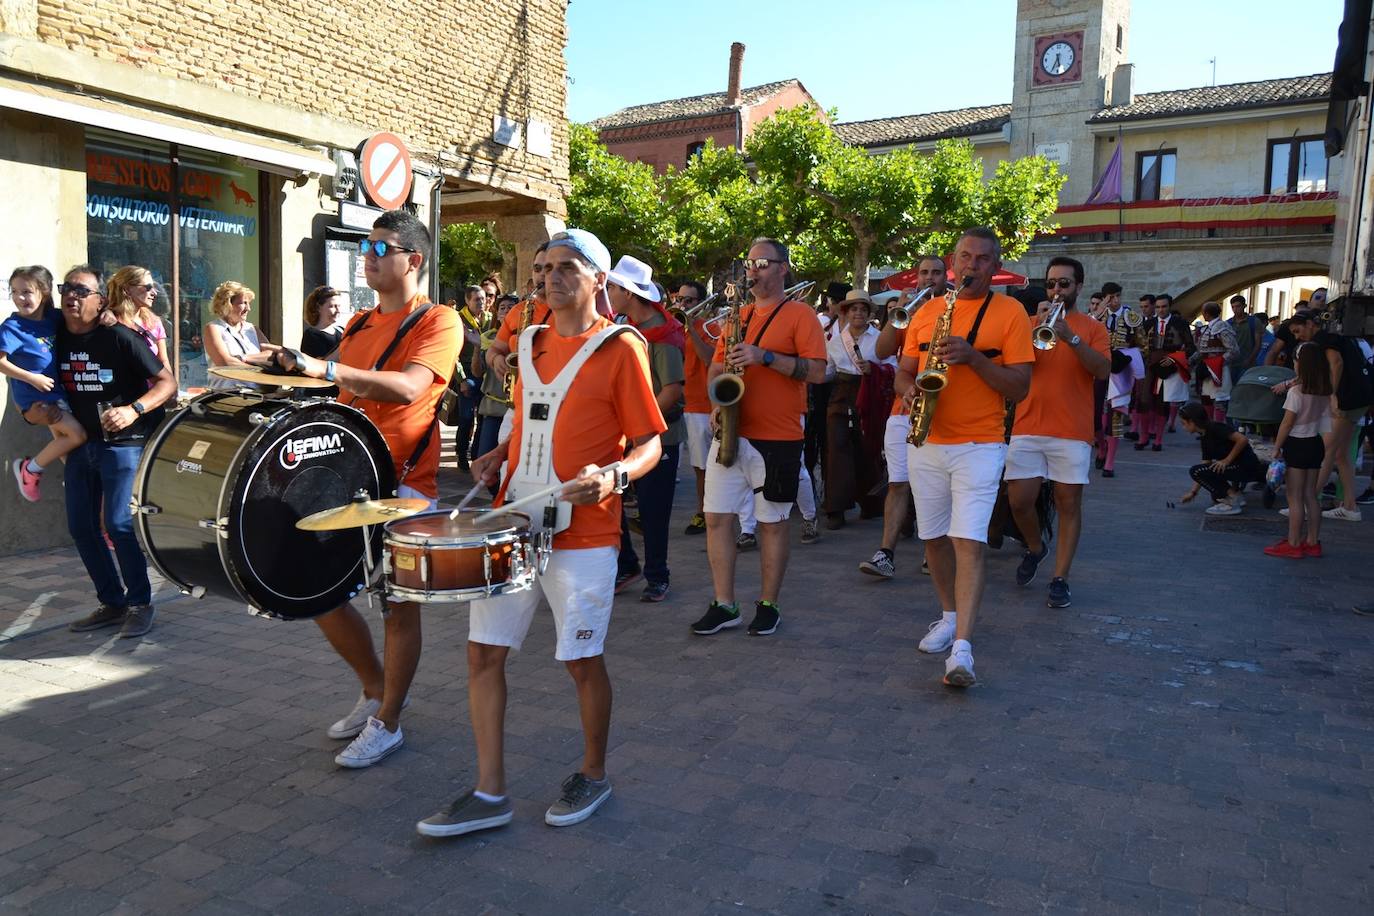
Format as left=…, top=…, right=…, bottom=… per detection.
left=1010, top=0, right=1131, bottom=204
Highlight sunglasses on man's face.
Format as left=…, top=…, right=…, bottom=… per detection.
left=358, top=239, right=418, bottom=258
left=742, top=258, right=780, bottom=270
left=671, top=295, right=700, bottom=305
left=59, top=283, right=99, bottom=298
left=1044, top=278, right=1076, bottom=289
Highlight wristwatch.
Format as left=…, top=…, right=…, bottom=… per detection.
left=324, top=360, right=337, bottom=382
left=611, top=467, right=630, bottom=495
left=1068, top=334, right=1082, bottom=347
left=131, top=401, right=146, bottom=416
left=762, top=350, right=776, bottom=367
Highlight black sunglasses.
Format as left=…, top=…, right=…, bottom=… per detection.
left=1044, top=278, right=1076, bottom=289
left=59, top=283, right=99, bottom=298
left=358, top=240, right=419, bottom=258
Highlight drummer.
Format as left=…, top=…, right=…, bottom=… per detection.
left=416, top=228, right=666, bottom=838
left=255, top=209, right=459, bottom=769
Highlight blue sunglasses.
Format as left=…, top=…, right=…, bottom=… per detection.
left=358, top=239, right=419, bottom=258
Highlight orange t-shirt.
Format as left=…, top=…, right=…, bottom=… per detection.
left=683, top=319, right=711, bottom=414
left=494, top=301, right=552, bottom=347
left=499, top=317, right=666, bottom=550
left=337, top=296, right=460, bottom=498
left=900, top=291, right=1034, bottom=444
left=711, top=300, right=827, bottom=440
left=1012, top=311, right=1110, bottom=443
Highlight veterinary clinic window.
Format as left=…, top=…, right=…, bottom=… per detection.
left=1135, top=149, right=1176, bottom=201
left=85, top=127, right=264, bottom=389
left=1266, top=136, right=1327, bottom=194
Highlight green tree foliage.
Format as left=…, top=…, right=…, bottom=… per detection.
left=565, top=107, right=1065, bottom=291
left=438, top=222, right=511, bottom=290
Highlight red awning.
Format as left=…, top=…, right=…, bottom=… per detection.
left=881, top=263, right=1029, bottom=290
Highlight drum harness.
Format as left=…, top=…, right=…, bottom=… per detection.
left=338, top=302, right=439, bottom=488
left=507, top=322, right=645, bottom=536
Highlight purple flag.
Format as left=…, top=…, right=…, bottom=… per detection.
left=1085, top=145, right=1123, bottom=205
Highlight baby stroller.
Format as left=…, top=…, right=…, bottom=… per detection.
left=1228, top=365, right=1295, bottom=508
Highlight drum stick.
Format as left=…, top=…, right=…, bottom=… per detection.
left=449, top=480, right=486, bottom=519
left=475, top=462, right=624, bottom=522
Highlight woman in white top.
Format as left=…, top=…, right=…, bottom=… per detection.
left=1268, top=342, right=1335, bottom=559
left=822, top=290, right=888, bottom=528
left=204, top=281, right=279, bottom=387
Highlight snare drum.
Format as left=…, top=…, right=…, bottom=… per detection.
left=131, top=391, right=394, bottom=619
left=383, top=510, right=539, bottom=603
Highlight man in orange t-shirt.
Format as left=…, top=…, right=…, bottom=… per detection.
left=416, top=228, right=665, bottom=839
left=258, top=209, right=459, bottom=767
left=895, top=228, right=1033, bottom=688
left=1004, top=256, right=1110, bottom=611
left=692, top=238, right=827, bottom=639
left=674, top=280, right=714, bottom=535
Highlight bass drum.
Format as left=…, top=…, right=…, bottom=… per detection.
left=131, top=391, right=396, bottom=619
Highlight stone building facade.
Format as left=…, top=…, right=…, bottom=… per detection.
left=0, top=0, right=570, bottom=554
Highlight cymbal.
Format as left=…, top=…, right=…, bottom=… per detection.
left=209, top=366, right=336, bottom=389
left=295, top=498, right=431, bottom=531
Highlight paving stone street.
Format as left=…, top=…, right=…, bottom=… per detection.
left=1, top=430, right=1372, bottom=915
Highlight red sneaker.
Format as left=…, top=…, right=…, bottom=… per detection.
left=1302, top=541, right=1322, bottom=558
left=1263, top=540, right=1305, bottom=558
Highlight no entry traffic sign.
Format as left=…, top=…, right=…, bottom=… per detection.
left=357, top=132, right=414, bottom=211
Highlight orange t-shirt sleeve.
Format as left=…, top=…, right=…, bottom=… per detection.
left=495, top=306, right=520, bottom=347
left=1087, top=318, right=1110, bottom=359
left=791, top=308, right=827, bottom=361
left=612, top=335, right=669, bottom=441
left=404, top=307, right=460, bottom=384
left=999, top=306, right=1036, bottom=366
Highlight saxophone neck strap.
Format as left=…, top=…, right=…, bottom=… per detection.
left=916, top=291, right=997, bottom=357
left=744, top=300, right=790, bottom=348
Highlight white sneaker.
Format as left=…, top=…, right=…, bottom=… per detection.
left=335, top=716, right=403, bottom=768
left=943, top=644, right=976, bottom=687
left=1322, top=506, right=1363, bottom=522
left=1205, top=500, right=1242, bottom=516
left=1279, top=507, right=1290, bottom=517
left=918, top=617, right=954, bottom=654
left=327, top=692, right=409, bottom=739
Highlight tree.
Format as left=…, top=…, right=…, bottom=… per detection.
left=438, top=222, right=511, bottom=290
left=566, top=123, right=671, bottom=266
left=747, top=105, right=1066, bottom=287
left=659, top=139, right=772, bottom=280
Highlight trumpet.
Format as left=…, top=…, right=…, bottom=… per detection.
left=668, top=290, right=724, bottom=325
left=888, top=284, right=942, bottom=331
left=783, top=280, right=815, bottom=303
left=1032, top=296, right=1066, bottom=350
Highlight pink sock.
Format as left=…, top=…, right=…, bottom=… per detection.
left=1104, top=437, right=1119, bottom=471
left=1167, top=404, right=1180, bottom=430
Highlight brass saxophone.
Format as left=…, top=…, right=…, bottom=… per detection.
left=501, top=283, right=542, bottom=404
left=907, top=277, right=970, bottom=448
left=707, top=280, right=747, bottom=467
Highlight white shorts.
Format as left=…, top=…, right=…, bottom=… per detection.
left=397, top=484, right=439, bottom=508
left=468, top=546, right=617, bottom=661
left=1161, top=374, right=1190, bottom=404
left=907, top=442, right=1006, bottom=543
left=684, top=411, right=713, bottom=470
left=884, top=414, right=911, bottom=484
left=703, top=438, right=792, bottom=525
left=1004, top=435, right=1091, bottom=486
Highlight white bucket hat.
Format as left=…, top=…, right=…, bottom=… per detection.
left=606, top=255, right=662, bottom=303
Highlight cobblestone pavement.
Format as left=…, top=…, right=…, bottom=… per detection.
left=2, top=430, right=1372, bottom=915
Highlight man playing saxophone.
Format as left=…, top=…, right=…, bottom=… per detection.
left=692, top=238, right=827, bottom=638
left=895, top=228, right=1034, bottom=688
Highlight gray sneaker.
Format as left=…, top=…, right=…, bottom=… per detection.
left=735, top=532, right=758, bottom=551
left=69, top=604, right=126, bottom=632
left=544, top=772, right=611, bottom=827
left=800, top=517, right=820, bottom=545
left=118, top=603, right=155, bottom=639
left=416, top=789, right=513, bottom=837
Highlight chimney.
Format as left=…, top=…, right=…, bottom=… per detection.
left=727, top=42, right=745, bottom=107
left=1111, top=63, right=1135, bottom=107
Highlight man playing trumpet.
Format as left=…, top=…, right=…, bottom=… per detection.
left=1004, top=257, right=1110, bottom=609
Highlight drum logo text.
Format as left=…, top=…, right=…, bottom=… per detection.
left=176, top=459, right=203, bottom=475
left=280, top=433, right=345, bottom=469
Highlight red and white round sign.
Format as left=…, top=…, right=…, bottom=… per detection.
left=357, top=132, right=414, bottom=211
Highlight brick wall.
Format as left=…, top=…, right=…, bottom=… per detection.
left=31, top=0, right=569, bottom=197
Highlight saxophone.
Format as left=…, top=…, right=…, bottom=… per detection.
left=502, top=283, right=542, bottom=403
left=907, top=278, right=970, bottom=448
left=707, top=280, right=747, bottom=467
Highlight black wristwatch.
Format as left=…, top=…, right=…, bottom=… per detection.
left=131, top=401, right=146, bottom=416
left=762, top=350, right=776, bottom=367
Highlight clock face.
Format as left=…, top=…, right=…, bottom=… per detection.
left=1041, top=41, right=1075, bottom=76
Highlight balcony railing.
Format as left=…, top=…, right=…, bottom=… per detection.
left=1041, top=192, right=1337, bottom=243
